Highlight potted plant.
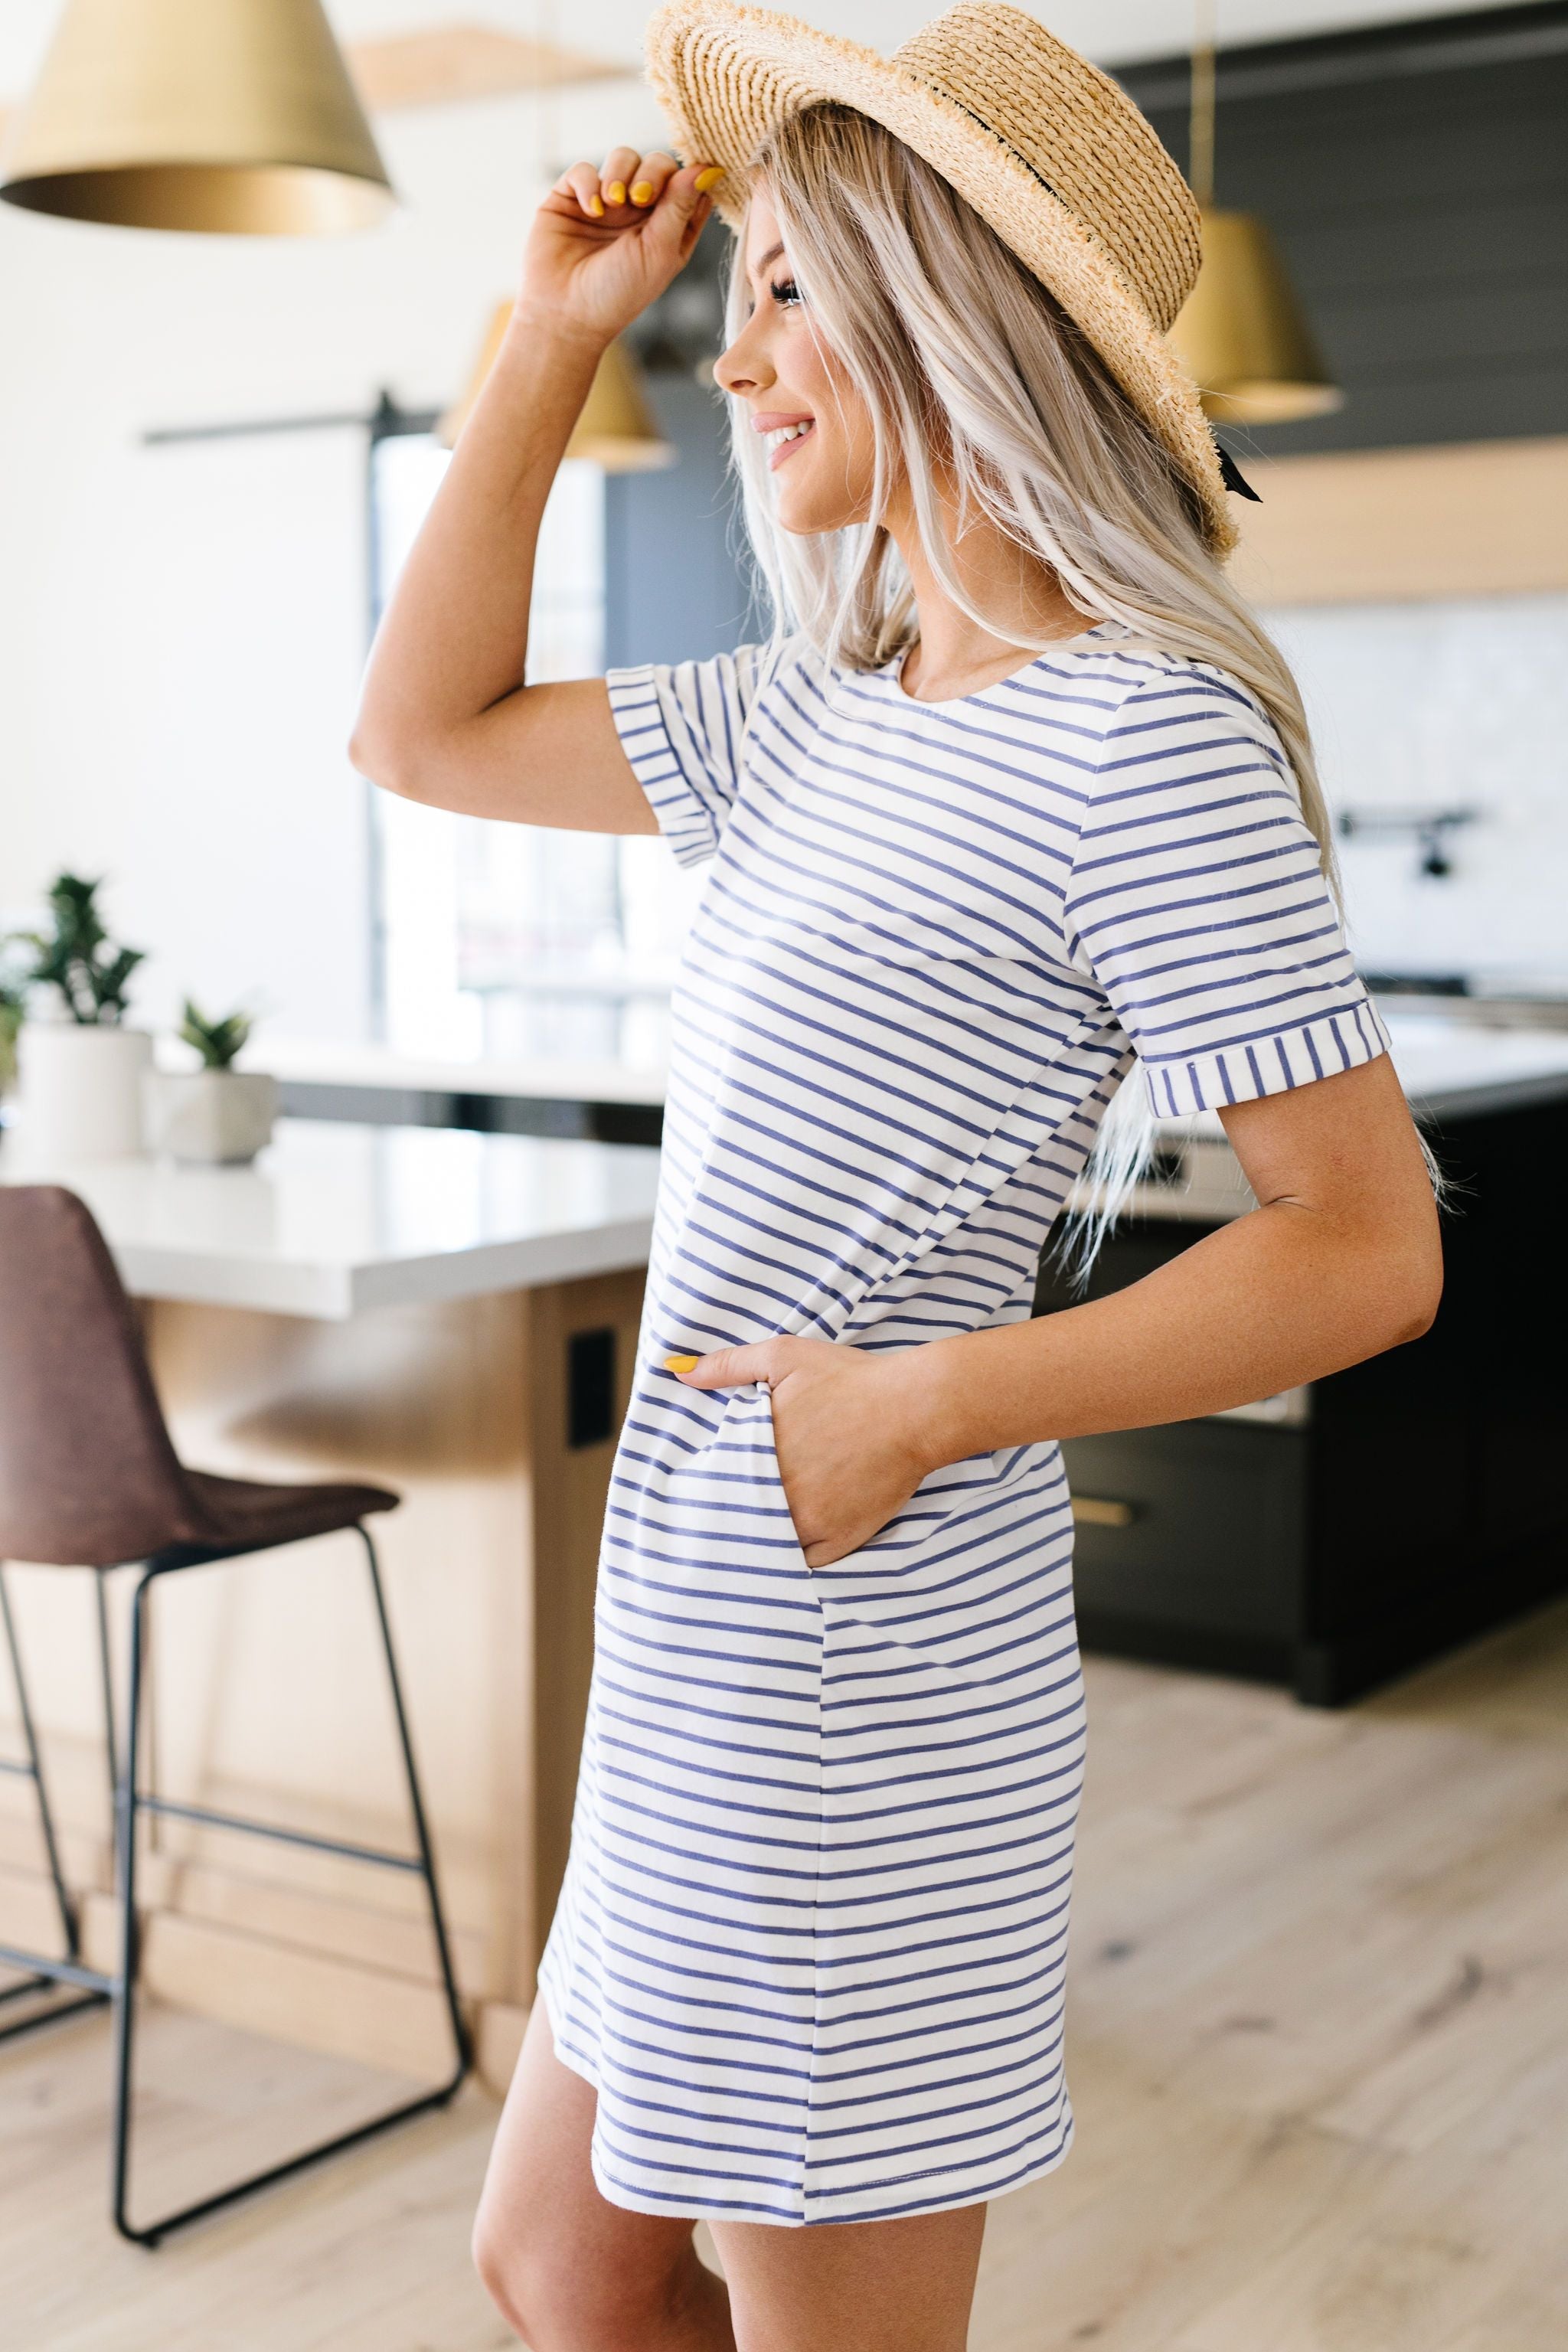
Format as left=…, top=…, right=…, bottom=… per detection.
left=11, top=874, right=152, bottom=1158
left=142, top=999, right=278, bottom=1165
left=0, top=956, right=24, bottom=1102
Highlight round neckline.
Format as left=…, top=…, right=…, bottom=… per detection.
left=884, top=621, right=1119, bottom=710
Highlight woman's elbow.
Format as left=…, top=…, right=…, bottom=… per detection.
left=1384, top=1227, right=1444, bottom=1348
left=348, top=721, right=426, bottom=802
left=1392, top=1277, right=1442, bottom=1348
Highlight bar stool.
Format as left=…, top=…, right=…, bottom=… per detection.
left=0, top=1184, right=470, bottom=2244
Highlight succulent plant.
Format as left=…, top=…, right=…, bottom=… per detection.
left=178, top=998, right=253, bottom=1072
left=14, top=873, right=145, bottom=1027
left=0, top=958, right=24, bottom=1093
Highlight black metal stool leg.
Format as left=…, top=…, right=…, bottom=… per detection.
left=360, top=1527, right=472, bottom=2091
left=110, top=1535, right=472, bottom=2248
left=109, top=1563, right=151, bottom=2240
left=94, top=1569, right=119, bottom=1849
left=0, top=1563, right=110, bottom=2043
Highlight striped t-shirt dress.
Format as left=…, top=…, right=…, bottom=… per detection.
left=536, top=619, right=1388, bottom=2226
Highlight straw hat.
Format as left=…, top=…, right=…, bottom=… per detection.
left=645, top=0, right=1239, bottom=554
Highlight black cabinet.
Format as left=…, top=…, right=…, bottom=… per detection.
left=1035, top=1095, right=1568, bottom=1705
left=1066, top=1419, right=1307, bottom=1683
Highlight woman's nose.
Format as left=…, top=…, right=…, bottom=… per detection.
left=714, top=322, right=773, bottom=399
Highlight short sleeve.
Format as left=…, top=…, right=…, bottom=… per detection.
left=1066, top=665, right=1389, bottom=1119
left=606, top=644, right=771, bottom=869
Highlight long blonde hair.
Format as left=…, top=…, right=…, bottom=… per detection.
left=727, top=103, right=1334, bottom=877
left=724, top=103, right=1341, bottom=1270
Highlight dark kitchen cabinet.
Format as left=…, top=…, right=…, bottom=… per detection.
left=1035, top=1094, right=1568, bottom=1704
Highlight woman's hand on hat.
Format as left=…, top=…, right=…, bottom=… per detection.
left=664, top=1335, right=937, bottom=1570
left=520, top=149, right=723, bottom=348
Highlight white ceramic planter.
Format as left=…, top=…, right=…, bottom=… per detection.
left=15, top=1021, right=152, bottom=1158
left=142, top=1068, right=278, bottom=1165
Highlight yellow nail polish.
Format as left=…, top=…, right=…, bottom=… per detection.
left=630, top=180, right=655, bottom=205
left=586, top=193, right=605, bottom=218
left=694, top=166, right=723, bottom=194
left=606, top=181, right=626, bottom=206
left=664, top=1354, right=700, bottom=1374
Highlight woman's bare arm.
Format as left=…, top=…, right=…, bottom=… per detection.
left=348, top=146, right=717, bottom=829
left=672, top=1052, right=1444, bottom=1566
left=905, top=1050, right=1441, bottom=1452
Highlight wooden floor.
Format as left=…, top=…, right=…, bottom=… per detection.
left=6, top=1601, right=1568, bottom=2352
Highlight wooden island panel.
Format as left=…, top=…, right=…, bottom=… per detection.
left=0, top=1266, right=645, bottom=2091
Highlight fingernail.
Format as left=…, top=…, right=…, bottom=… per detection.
left=694, top=166, right=723, bottom=194
left=630, top=180, right=655, bottom=205
left=664, top=1354, right=699, bottom=1374
left=606, top=181, right=626, bottom=206
left=586, top=193, right=605, bottom=218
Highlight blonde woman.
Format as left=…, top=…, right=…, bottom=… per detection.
left=352, top=5, right=1441, bottom=2344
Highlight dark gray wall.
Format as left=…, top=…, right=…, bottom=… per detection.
left=602, top=368, right=760, bottom=670
left=603, top=220, right=760, bottom=669
left=1116, top=2, right=1568, bottom=459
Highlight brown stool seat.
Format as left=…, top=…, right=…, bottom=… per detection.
left=0, top=1182, right=469, bottom=2243
left=178, top=1470, right=398, bottom=1559
left=0, top=1185, right=397, bottom=1570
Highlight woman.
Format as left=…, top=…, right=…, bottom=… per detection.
left=351, top=5, right=1442, bottom=2344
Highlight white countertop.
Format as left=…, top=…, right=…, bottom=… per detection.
left=1377, top=1014, right=1568, bottom=1118
left=1156, top=1014, right=1568, bottom=1146
left=244, top=1034, right=668, bottom=1108
left=8, top=1014, right=1566, bottom=1316
left=1099, top=1013, right=1568, bottom=1225
left=247, top=1011, right=1568, bottom=1123
left=0, top=1120, right=662, bottom=1319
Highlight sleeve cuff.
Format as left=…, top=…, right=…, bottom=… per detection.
left=606, top=665, right=720, bottom=871
left=1139, top=998, right=1392, bottom=1119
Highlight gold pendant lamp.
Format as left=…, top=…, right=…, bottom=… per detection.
left=1168, top=0, right=1342, bottom=423
left=0, top=0, right=394, bottom=236
left=439, top=303, right=677, bottom=473
left=436, top=0, right=674, bottom=479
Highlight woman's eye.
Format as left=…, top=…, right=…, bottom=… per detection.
left=769, top=276, right=802, bottom=309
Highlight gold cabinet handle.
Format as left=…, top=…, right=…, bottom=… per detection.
left=1071, top=1495, right=1138, bottom=1529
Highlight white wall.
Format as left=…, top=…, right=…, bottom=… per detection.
left=1271, top=593, right=1568, bottom=986
left=0, top=77, right=666, bottom=1042
left=0, top=0, right=1533, bottom=96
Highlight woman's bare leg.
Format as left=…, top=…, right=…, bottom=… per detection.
left=472, top=1995, right=735, bottom=2350
left=709, top=2203, right=987, bottom=2352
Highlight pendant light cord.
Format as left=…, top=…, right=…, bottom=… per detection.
left=1189, top=0, right=1217, bottom=211
left=538, top=0, right=559, bottom=191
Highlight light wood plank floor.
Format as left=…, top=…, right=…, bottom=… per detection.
left=6, top=1602, right=1568, bottom=2352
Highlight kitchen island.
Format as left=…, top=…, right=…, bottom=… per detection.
left=5, top=1013, right=1567, bottom=2080
left=0, top=1122, right=660, bottom=2087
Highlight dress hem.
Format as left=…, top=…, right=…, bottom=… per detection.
left=534, top=1978, right=1075, bottom=2230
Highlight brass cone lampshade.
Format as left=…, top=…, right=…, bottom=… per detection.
left=1169, top=209, right=1344, bottom=425
left=440, top=305, right=677, bottom=473
left=0, top=0, right=394, bottom=236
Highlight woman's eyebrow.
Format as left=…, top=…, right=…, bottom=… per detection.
left=748, top=240, right=786, bottom=279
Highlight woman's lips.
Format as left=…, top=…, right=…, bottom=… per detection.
left=770, top=426, right=813, bottom=471
left=758, top=417, right=815, bottom=471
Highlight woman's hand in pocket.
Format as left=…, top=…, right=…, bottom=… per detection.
left=666, top=1337, right=933, bottom=1569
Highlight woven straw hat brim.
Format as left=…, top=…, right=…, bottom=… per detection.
left=645, top=0, right=1237, bottom=555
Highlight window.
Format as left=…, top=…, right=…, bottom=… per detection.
left=371, top=430, right=697, bottom=1067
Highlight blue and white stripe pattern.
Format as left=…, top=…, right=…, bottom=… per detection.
left=537, top=622, right=1387, bottom=2226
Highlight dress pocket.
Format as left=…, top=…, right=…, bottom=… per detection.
left=637, top=1379, right=810, bottom=1583
left=760, top=1377, right=809, bottom=1563
left=809, top=1445, right=1047, bottom=1580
